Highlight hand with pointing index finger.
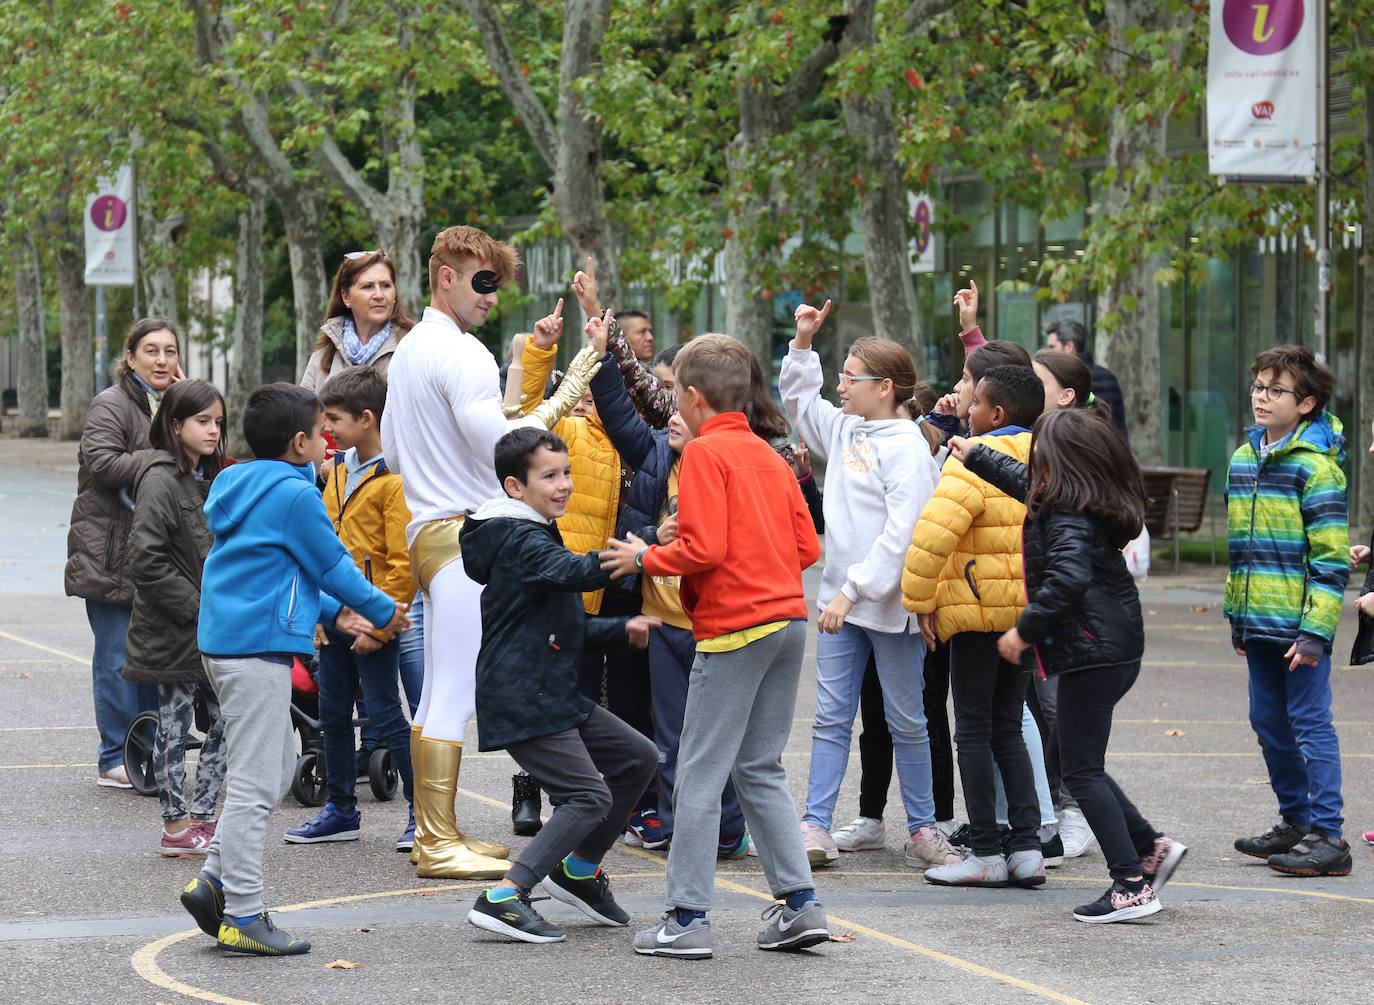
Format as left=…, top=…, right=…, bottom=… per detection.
left=572, top=256, right=600, bottom=319
left=793, top=299, right=831, bottom=350
left=532, top=297, right=564, bottom=350
left=584, top=308, right=611, bottom=358
left=953, top=279, right=979, bottom=332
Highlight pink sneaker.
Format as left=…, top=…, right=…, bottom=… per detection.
left=193, top=819, right=218, bottom=845
left=1363, top=829, right=1374, bottom=846
left=160, top=824, right=212, bottom=858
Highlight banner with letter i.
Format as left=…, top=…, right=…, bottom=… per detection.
left=84, top=165, right=137, bottom=286
left=1206, top=0, right=1317, bottom=177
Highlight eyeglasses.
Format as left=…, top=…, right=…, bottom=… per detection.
left=838, top=373, right=885, bottom=388
left=344, top=249, right=385, bottom=260
left=1249, top=381, right=1302, bottom=402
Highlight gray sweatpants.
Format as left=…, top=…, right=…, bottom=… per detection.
left=504, top=705, right=658, bottom=890
left=201, top=655, right=296, bottom=918
left=664, top=619, right=814, bottom=912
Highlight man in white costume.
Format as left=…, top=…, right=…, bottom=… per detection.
left=384, top=225, right=599, bottom=878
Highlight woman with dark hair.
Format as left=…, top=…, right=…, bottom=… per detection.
left=1031, top=350, right=1114, bottom=425
left=300, top=251, right=416, bottom=392
left=65, top=318, right=182, bottom=787
left=124, top=380, right=230, bottom=854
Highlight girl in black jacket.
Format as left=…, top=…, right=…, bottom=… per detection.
left=124, top=380, right=229, bottom=857
left=953, top=408, right=1186, bottom=924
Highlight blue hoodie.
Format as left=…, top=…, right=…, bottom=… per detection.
left=198, top=459, right=396, bottom=658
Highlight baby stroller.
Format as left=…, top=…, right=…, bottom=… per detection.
left=290, top=656, right=399, bottom=807
left=122, top=691, right=210, bottom=797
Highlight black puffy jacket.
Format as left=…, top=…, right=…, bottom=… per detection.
left=963, top=445, right=1144, bottom=676
left=459, top=497, right=628, bottom=751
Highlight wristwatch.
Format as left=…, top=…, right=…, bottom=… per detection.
left=635, top=548, right=647, bottom=570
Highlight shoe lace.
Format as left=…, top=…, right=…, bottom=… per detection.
left=760, top=902, right=785, bottom=923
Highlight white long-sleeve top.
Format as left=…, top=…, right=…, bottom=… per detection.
left=780, top=344, right=940, bottom=634
left=382, top=307, right=538, bottom=545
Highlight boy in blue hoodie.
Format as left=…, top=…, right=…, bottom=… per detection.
left=178, top=383, right=409, bottom=956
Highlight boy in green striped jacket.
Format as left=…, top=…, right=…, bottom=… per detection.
left=1225, top=345, right=1352, bottom=877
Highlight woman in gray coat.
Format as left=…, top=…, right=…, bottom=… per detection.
left=65, top=318, right=181, bottom=787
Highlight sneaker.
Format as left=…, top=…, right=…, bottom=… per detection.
left=633, top=912, right=712, bottom=958
left=192, top=819, right=217, bottom=844
left=180, top=871, right=224, bottom=938
left=946, top=822, right=972, bottom=851
left=1139, top=835, right=1187, bottom=890
left=1072, top=882, right=1162, bottom=923
left=1234, top=819, right=1305, bottom=859
left=624, top=809, right=668, bottom=850
left=832, top=816, right=886, bottom=852
left=924, top=853, right=1008, bottom=887
left=1267, top=831, right=1354, bottom=876
left=801, top=822, right=839, bottom=866
left=355, top=745, right=376, bottom=779
left=1057, top=806, right=1096, bottom=859
left=98, top=765, right=133, bottom=789
left=904, top=826, right=960, bottom=869
left=217, top=913, right=311, bottom=955
left=284, top=803, right=361, bottom=844
left=1041, top=832, right=1065, bottom=868
left=935, top=819, right=962, bottom=840
left=757, top=899, right=829, bottom=951
left=1006, top=849, right=1047, bottom=888
left=1364, top=829, right=1374, bottom=846
left=395, top=808, right=415, bottom=853
left=160, top=824, right=212, bottom=858
left=542, top=863, right=629, bottom=926
left=467, top=889, right=565, bottom=943
left=718, top=834, right=748, bottom=860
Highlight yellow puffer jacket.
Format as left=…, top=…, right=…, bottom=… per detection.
left=324, top=456, right=413, bottom=641
left=522, top=341, right=623, bottom=614
left=901, top=431, right=1031, bottom=642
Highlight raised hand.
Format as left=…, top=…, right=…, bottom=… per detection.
left=953, top=279, right=978, bottom=332
left=572, top=256, right=600, bottom=319
left=584, top=308, right=611, bottom=358
left=934, top=392, right=960, bottom=415
left=793, top=299, right=832, bottom=349
left=532, top=298, right=565, bottom=350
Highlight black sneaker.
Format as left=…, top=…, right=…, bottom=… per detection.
left=467, top=889, right=566, bottom=943
left=180, top=871, right=224, bottom=938
left=1234, top=819, right=1305, bottom=859
left=217, top=913, right=311, bottom=955
left=1041, top=832, right=1065, bottom=868
left=947, top=823, right=972, bottom=851
left=512, top=772, right=543, bottom=837
left=1267, top=831, right=1353, bottom=876
left=1072, top=882, right=1162, bottom=924
left=542, top=863, right=630, bottom=926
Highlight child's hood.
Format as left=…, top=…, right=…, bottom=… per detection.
left=203, top=459, right=314, bottom=536
left=459, top=497, right=552, bottom=584
left=1245, top=410, right=1346, bottom=463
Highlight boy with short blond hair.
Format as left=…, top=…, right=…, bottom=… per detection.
left=602, top=334, right=829, bottom=959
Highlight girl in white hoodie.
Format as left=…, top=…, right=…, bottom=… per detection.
left=781, top=301, right=957, bottom=871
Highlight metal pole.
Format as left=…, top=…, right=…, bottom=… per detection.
left=94, top=286, right=108, bottom=392
left=1314, top=0, right=1330, bottom=363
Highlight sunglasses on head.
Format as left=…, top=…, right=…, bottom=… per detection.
left=344, top=249, right=386, bottom=260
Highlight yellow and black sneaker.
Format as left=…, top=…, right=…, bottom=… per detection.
left=467, top=888, right=566, bottom=943
left=216, top=913, right=311, bottom=956
left=180, top=872, right=224, bottom=938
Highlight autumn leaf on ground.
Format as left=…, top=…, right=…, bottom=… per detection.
left=1164, top=729, right=1185, bottom=737
left=829, top=930, right=857, bottom=942
left=325, top=959, right=362, bottom=969
left=1190, top=605, right=1210, bottom=612
left=16, top=673, right=31, bottom=679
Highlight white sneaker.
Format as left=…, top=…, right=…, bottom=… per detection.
left=98, top=765, right=133, bottom=789
left=832, top=816, right=886, bottom=852
left=801, top=822, right=839, bottom=866
left=1058, top=806, right=1096, bottom=859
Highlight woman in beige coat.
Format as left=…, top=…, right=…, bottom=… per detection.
left=299, top=251, right=416, bottom=392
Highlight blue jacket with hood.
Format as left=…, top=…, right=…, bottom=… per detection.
left=198, top=459, right=397, bottom=658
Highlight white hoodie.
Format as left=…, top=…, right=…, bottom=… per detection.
left=780, top=345, right=940, bottom=634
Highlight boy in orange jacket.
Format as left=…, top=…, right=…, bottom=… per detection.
left=601, top=334, right=828, bottom=960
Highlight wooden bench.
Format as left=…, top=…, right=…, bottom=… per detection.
left=1139, top=466, right=1213, bottom=572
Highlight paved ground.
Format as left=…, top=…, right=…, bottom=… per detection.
left=3, top=441, right=1374, bottom=1004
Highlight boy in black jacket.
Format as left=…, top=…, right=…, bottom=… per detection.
left=461, top=427, right=660, bottom=944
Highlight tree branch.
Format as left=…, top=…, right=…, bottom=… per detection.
left=901, top=0, right=962, bottom=34
left=777, top=37, right=843, bottom=123
left=461, top=0, right=559, bottom=171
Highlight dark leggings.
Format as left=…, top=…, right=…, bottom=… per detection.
left=1056, top=661, right=1160, bottom=880
left=857, top=638, right=954, bottom=823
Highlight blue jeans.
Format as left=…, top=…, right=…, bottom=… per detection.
left=1246, top=640, right=1344, bottom=839
left=317, top=627, right=413, bottom=812
left=359, top=591, right=423, bottom=746
left=86, top=600, right=156, bottom=771
left=804, top=622, right=935, bottom=834
left=647, top=624, right=745, bottom=841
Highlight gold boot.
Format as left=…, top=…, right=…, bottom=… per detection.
left=409, top=725, right=424, bottom=866
left=414, top=738, right=509, bottom=879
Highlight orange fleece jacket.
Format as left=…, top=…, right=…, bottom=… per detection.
left=641, top=411, right=819, bottom=641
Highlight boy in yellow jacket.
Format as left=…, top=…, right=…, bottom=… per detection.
left=902, top=363, right=1044, bottom=888
left=284, top=366, right=417, bottom=852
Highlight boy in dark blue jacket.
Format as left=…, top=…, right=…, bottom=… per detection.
left=178, top=383, right=408, bottom=957
left=462, top=426, right=659, bottom=944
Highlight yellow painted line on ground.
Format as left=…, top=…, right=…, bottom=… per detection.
left=713, top=875, right=1089, bottom=1004
left=0, top=629, right=86, bottom=665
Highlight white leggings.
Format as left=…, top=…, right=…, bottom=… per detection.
left=415, top=560, right=483, bottom=743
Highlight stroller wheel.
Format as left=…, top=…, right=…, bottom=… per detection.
left=122, top=711, right=159, bottom=796
left=369, top=747, right=399, bottom=802
left=291, top=752, right=327, bottom=807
